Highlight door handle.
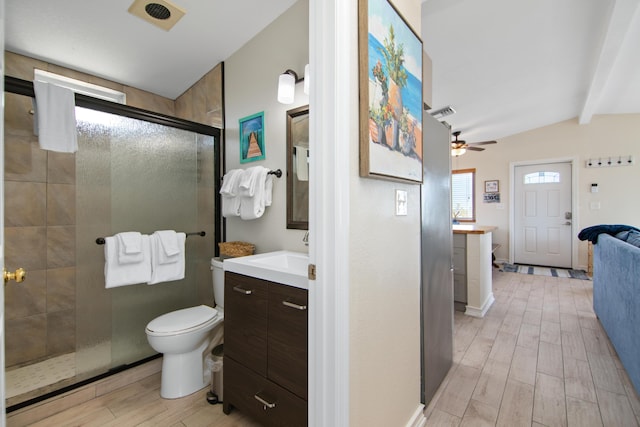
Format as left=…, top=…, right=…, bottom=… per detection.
left=4, top=267, right=26, bottom=284
left=564, top=221, right=572, bottom=226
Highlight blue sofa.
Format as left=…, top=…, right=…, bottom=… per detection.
left=593, top=232, right=640, bottom=394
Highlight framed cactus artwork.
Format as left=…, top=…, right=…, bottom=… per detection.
left=358, top=0, right=423, bottom=183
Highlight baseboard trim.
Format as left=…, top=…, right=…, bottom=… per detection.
left=465, top=293, right=495, bottom=318
left=405, top=404, right=427, bottom=427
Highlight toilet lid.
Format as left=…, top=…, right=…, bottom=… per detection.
left=147, top=305, right=218, bottom=334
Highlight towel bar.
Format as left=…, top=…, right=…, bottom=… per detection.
left=96, top=231, right=206, bottom=245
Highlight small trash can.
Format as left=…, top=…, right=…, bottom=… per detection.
left=206, top=344, right=224, bottom=404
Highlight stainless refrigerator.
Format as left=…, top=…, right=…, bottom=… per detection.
left=420, top=112, right=454, bottom=405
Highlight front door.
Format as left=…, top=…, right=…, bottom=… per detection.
left=514, top=161, right=572, bottom=268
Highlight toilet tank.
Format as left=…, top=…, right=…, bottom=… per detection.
left=211, top=257, right=224, bottom=310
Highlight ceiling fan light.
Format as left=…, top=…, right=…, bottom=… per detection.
left=451, top=147, right=466, bottom=157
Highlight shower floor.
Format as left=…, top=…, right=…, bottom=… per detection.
left=6, top=353, right=76, bottom=399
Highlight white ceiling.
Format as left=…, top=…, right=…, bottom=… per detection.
left=5, top=0, right=298, bottom=99
left=422, top=0, right=640, bottom=143
left=6, top=0, right=640, bottom=143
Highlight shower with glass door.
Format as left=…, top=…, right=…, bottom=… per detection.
left=3, top=76, right=221, bottom=408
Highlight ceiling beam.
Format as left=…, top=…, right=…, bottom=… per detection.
left=579, top=0, right=640, bottom=124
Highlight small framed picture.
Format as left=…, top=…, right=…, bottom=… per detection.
left=239, top=112, right=265, bottom=163
left=485, top=180, right=499, bottom=193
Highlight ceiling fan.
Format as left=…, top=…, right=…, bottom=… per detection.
left=451, top=131, right=497, bottom=156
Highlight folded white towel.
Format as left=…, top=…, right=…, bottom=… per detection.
left=238, top=167, right=261, bottom=197
left=104, top=236, right=151, bottom=288
left=116, top=232, right=144, bottom=264
left=155, top=230, right=180, bottom=264
left=220, top=169, right=243, bottom=196
left=240, top=167, right=269, bottom=220
left=221, top=169, right=242, bottom=217
left=148, top=232, right=186, bottom=285
left=265, top=174, right=274, bottom=207
left=33, top=80, right=78, bottom=153
left=295, top=146, right=309, bottom=181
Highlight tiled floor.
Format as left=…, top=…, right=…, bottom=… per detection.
left=6, top=353, right=76, bottom=399
left=7, top=270, right=640, bottom=426
left=425, top=270, right=640, bottom=426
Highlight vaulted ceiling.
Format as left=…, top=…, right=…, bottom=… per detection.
left=422, top=0, right=640, bottom=143
left=6, top=0, right=640, bottom=144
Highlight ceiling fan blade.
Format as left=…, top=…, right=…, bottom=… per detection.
left=469, top=140, right=497, bottom=146
left=467, top=146, right=485, bottom=151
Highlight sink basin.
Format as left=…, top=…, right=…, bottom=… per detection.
left=222, top=251, right=309, bottom=289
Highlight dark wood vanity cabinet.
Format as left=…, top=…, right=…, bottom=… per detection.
left=223, top=272, right=308, bottom=426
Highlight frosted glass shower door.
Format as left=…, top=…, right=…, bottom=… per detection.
left=75, top=107, right=216, bottom=375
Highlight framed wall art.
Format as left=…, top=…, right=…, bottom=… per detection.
left=358, top=0, right=423, bottom=183
left=239, top=111, right=266, bottom=163
left=485, top=180, right=499, bottom=193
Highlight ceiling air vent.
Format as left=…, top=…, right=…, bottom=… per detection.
left=128, top=0, right=186, bottom=31
left=429, top=106, right=456, bottom=120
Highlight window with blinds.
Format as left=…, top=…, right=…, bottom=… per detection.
left=452, top=168, right=475, bottom=221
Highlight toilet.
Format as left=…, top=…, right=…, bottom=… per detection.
left=145, top=258, right=225, bottom=399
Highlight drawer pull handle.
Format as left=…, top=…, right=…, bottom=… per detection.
left=282, top=300, right=307, bottom=311
left=233, top=286, right=252, bottom=295
left=254, top=393, right=277, bottom=409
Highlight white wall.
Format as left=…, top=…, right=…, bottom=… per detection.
left=349, top=0, right=424, bottom=425
left=452, top=113, right=640, bottom=269
left=226, top=0, right=425, bottom=425
left=224, top=0, right=309, bottom=253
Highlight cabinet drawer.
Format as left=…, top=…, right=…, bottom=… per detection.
left=224, top=356, right=307, bottom=427
left=225, top=272, right=268, bottom=375
left=268, top=284, right=308, bottom=400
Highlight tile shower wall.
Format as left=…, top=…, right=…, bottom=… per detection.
left=4, top=52, right=223, bottom=369
left=4, top=91, right=77, bottom=367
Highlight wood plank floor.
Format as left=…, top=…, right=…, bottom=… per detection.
left=8, top=271, right=640, bottom=426
left=426, top=271, right=640, bottom=427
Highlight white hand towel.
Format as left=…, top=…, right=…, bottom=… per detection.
left=33, top=80, right=78, bottom=153
left=240, top=167, right=269, bottom=220
left=295, top=146, right=309, bottom=181
left=104, top=236, right=151, bottom=288
left=238, top=167, right=261, bottom=197
left=148, top=232, right=186, bottom=285
left=220, top=169, right=242, bottom=196
left=265, top=174, right=274, bottom=207
left=155, top=230, right=180, bottom=264
left=116, top=232, right=144, bottom=264
left=221, top=169, right=242, bottom=217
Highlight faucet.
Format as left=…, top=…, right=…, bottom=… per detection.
left=303, top=231, right=309, bottom=246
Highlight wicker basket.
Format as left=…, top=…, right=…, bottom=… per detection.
left=219, top=241, right=255, bottom=258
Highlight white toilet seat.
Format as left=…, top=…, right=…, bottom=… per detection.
left=146, top=305, right=219, bottom=337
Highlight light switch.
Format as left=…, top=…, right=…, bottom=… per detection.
left=395, top=190, right=407, bottom=216
left=590, top=202, right=601, bottom=210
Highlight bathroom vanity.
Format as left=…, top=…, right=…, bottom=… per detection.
left=453, top=225, right=497, bottom=318
left=222, top=252, right=309, bottom=426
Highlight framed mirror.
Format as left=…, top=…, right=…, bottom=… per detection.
left=286, top=105, right=310, bottom=230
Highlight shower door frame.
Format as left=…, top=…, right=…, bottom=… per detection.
left=5, top=75, right=223, bottom=257
left=3, top=75, right=223, bottom=410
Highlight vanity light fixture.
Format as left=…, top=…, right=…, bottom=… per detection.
left=277, top=65, right=309, bottom=104
left=303, top=64, right=310, bottom=95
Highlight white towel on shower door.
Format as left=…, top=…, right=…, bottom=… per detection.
left=104, top=235, right=152, bottom=288
left=33, top=80, right=78, bottom=153
left=148, top=232, right=186, bottom=285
